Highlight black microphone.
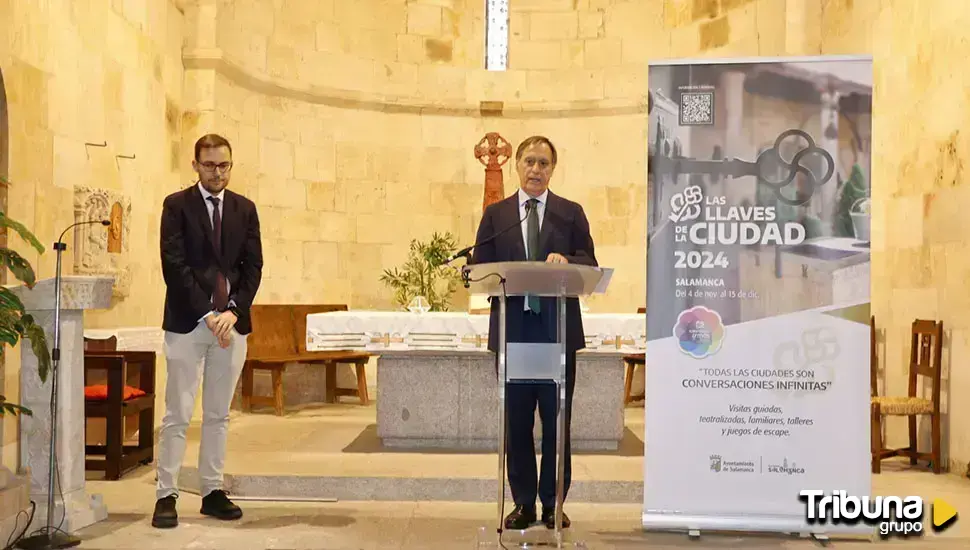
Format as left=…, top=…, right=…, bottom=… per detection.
left=445, top=202, right=533, bottom=264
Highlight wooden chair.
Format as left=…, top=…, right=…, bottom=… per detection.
left=241, top=304, right=371, bottom=416
left=623, top=307, right=647, bottom=404
left=82, top=336, right=156, bottom=480
left=871, top=318, right=943, bottom=474
left=869, top=315, right=878, bottom=400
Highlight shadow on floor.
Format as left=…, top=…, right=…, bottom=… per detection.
left=340, top=424, right=645, bottom=456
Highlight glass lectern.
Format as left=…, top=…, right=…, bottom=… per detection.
left=463, top=261, right=613, bottom=549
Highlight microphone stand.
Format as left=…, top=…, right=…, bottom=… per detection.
left=445, top=202, right=534, bottom=269
left=17, top=220, right=110, bottom=550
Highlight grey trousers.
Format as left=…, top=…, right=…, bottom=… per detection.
left=156, top=322, right=248, bottom=499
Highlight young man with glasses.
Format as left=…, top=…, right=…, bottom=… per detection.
left=153, top=133, right=263, bottom=528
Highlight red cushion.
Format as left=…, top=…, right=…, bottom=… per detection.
left=84, top=384, right=146, bottom=401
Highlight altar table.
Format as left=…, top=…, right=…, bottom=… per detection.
left=305, top=311, right=645, bottom=353
left=306, top=311, right=645, bottom=451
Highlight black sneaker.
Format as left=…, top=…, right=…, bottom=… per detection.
left=200, top=489, right=243, bottom=520
left=151, top=495, right=178, bottom=528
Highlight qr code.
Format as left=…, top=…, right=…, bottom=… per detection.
left=680, top=92, right=714, bottom=125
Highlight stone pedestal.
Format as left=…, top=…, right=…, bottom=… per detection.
left=10, top=276, right=114, bottom=534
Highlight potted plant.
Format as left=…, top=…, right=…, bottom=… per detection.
left=380, top=232, right=462, bottom=312
left=0, top=175, right=52, bottom=416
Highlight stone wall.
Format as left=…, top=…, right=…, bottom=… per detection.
left=842, top=0, right=970, bottom=474
left=179, top=0, right=650, bottom=311
left=0, top=0, right=969, bottom=474
left=0, top=0, right=186, bottom=465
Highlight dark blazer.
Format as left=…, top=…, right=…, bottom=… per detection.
left=160, top=184, right=263, bottom=335
left=469, top=190, right=597, bottom=353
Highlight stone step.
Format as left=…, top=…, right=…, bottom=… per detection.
left=174, top=402, right=648, bottom=504
left=178, top=466, right=644, bottom=504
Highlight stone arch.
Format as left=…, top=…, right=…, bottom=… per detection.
left=0, top=67, right=6, bottom=450
left=0, top=67, right=7, bottom=285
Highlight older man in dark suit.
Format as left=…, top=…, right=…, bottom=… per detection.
left=153, top=134, right=263, bottom=528
left=470, top=135, right=597, bottom=530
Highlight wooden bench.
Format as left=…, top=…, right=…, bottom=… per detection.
left=240, top=304, right=372, bottom=416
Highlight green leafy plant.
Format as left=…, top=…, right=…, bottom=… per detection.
left=380, top=232, right=462, bottom=312
left=0, top=175, right=52, bottom=416
left=832, top=164, right=868, bottom=238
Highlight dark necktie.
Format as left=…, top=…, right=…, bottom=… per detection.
left=208, top=196, right=229, bottom=310
left=526, top=198, right=540, bottom=313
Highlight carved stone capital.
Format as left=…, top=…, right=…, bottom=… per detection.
left=8, top=275, right=114, bottom=311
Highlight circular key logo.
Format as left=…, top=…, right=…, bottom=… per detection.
left=673, top=306, right=725, bottom=358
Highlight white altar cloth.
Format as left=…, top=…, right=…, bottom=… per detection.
left=306, top=311, right=645, bottom=353
left=83, top=326, right=165, bottom=352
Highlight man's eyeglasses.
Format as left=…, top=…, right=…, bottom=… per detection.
left=198, top=162, right=233, bottom=173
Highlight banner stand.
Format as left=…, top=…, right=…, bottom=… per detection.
left=643, top=54, right=874, bottom=542
left=641, top=510, right=873, bottom=542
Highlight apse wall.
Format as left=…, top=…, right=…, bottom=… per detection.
left=181, top=0, right=651, bottom=312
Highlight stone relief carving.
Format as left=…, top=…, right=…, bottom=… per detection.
left=73, top=186, right=132, bottom=297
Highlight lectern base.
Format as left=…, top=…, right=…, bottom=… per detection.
left=475, top=526, right=587, bottom=549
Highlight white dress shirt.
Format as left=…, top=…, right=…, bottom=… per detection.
left=517, top=188, right=547, bottom=311
left=197, top=182, right=231, bottom=321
